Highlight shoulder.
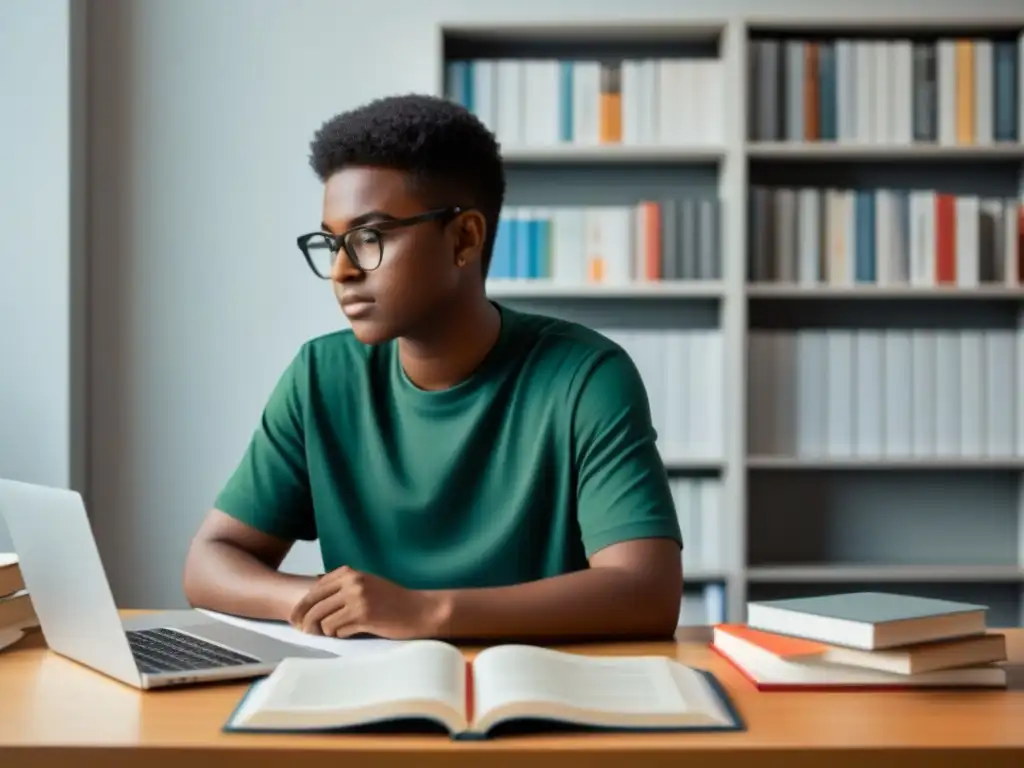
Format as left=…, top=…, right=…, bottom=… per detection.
left=501, top=304, right=641, bottom=400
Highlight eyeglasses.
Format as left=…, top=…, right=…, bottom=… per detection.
left=296, top=206, right=463, bottom=278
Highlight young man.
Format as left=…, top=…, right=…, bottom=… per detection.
left=182, top=94, right=683, bottom=641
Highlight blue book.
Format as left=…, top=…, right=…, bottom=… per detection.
left=222, top=640, right=745, bottom=738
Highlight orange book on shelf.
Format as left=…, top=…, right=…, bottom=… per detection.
left=803, top=42, right=820, bottom=141
left=598, top=62, right=622, bottom=144
left=954, top=39, right=975, bottom=145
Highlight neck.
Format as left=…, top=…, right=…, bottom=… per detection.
left=398, top=290, right=501, bottom=391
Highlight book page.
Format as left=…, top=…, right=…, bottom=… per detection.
left=472, top=645, right=732, bottom=730
left=239, top=640, right=467, bottom=728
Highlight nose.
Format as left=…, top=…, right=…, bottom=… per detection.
left=330, top=244, right=363, bottom=283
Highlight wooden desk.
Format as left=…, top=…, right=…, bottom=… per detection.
left=1, top=622, right=1022, bottom=768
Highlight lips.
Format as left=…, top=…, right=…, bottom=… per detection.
left=340, top=292, right=375, bottom=318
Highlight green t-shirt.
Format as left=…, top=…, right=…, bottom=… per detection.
left=214, top=302, right=682, bottom=589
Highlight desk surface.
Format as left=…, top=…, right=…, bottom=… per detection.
left=1, top=618, right=1022, bottom=768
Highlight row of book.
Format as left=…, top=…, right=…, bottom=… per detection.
left=491, top=200, right=722, bottom=283
left=602, top=329, right=723, bottom=462
left=715, top=591, right=1008, bottom=689
left=747, top=328, right=1024, bottom=459
left=748, top=186, right=1023, bottom=287
left=670, top=477, right=725, bottom=574
left=1, top=554, right=36, bottom=653
left=748, top=36, right=1023, bottom=144
left=445, top=57, right=724, bottom=147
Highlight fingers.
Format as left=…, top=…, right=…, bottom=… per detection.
left=289, top=566, right=354, bottom=627
left=319, top=603, right=362, bottom=638
left=299, top=589, right=348, bottom=635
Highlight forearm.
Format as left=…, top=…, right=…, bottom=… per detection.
left=182, top=540, right=317, bottom=622
left=430, top=565, right=682, bottom=641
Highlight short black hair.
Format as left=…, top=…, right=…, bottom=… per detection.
left=308, top=93, right=506, bottom=278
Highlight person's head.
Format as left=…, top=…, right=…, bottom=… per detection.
left=298, top=93, right=506, bottom=345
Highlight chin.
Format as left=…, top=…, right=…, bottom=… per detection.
left=347, top=318, right=397, bottom=346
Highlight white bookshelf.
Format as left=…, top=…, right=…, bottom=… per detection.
left=437, top=14, right=1024, bottom=628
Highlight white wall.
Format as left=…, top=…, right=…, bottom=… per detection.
left=0, top=0, right=86, bottom=551
left=7, top=0, right=1013, bottom=606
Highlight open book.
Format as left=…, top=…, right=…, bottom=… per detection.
left=224, top=640, right=744, bottom=739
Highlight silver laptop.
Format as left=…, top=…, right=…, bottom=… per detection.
left=0, top=477, right=333, bottom=689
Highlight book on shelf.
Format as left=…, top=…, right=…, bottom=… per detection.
left=224, top=640, right=744, bottom=738
left=748, top=34, right=1023, bottom=144
left=594, top=329, right=723, bottom=463
left=446, top=57, right=723, bottom=147
left=490, top=199, right=721, bottom=284
left=747, top=327, right=1024, bottom=459
left=671, top=477, right=725, bottom=575
left=748, top=185, right=1023, bottom=287
left=712, top=592, right=1008, bottom=690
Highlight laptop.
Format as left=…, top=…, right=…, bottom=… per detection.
left=0, top=477, right=334, bottom=689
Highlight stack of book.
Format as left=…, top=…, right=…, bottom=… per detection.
left=1, top=553, right=38, bottom=652
left=712, top=591, right=1008, bottom=690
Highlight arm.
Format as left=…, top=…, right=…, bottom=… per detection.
left=430, top=349, right=683, bottom=641
left=183, top=510, right=317, bottom=622
left=182, top=347, right=320, bottom=621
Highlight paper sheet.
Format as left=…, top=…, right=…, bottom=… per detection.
left=198, top=609, right=401, bottom=657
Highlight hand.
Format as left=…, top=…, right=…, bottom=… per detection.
left=288, top=566, right=449, bottom=639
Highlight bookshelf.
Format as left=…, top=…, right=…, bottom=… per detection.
left=436, top=15, right=1024, bottom=629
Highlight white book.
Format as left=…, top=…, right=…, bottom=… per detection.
left=704, top=330, right=724, bottom=460
left=835, top=40, right=854, bottom=143
left=656, top=59, right=679, bottom=144
left=797, top=188, right=821, bottom=284
left=698, top=479, right=721, bottom=570
left=550, top=207, right=586, bottom=284
left=472, top=61, right=498, bottom=135
left=874, top=189, right=893, bottom=284
left=893, top=40, right=915, bottom=143
left=571, top=61, right=601, bottom=145
left=856, top=41, right=875, bottom=142
left=853, top=331, right=884, bottom=457
left=955, top=196, right=980, bottom=287
left=661, top=332, right=686, bottom=460
left=495, top=60, right=524, bottom=146
left=1018, top=316, right=1024, bottom=457
left=983, top=330, right=1015, bottom=457
left=640, top=59, right=659, bottom=144
left=1006, top=199, right=1020, bottom=285
left=225, top=641, right=742, bottom=737
left=958, top=331, right=985, bottom=457
left=621, top=59, right=642, bottom=145
left=974, top=40, right=993, bottom=145
left=882, top=330, right=914, bottom=457
left=933, top=331, right=961, bottom=457
left=873, top=41, right=891, bottom=142
left=825, top=330, right=855, bottom=457
left=911, top=330, right=937, bottom=457
left=522, top=60, right=561, bottom=146
left=795, top=330, right=826, bottom=456
left=701, top=60, right=724, bottom=145
left=688, top=331, right=710, bottom=458
left=937, top=40, right=957, bottom=145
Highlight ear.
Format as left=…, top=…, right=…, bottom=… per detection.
left=451, top=209, right=487, bottom=269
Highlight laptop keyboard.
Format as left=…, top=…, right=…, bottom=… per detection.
left=125, top=627, right=261, bottom=675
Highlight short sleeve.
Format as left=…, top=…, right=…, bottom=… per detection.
left=213, top=347, right=317, bottom=541
left=571, top=349, right=683, bottom=558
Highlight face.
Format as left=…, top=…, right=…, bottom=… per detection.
left=319, top=166, right=486, bottom=345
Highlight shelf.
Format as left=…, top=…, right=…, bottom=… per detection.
left=486, top=280, right=724, bottom=299
left=746, top=142, right=1024, bottom=160
left=662, top=457, right=724, bottom=471
left=747, top=456, right=1024, bottom=470
left=746, top=284, right=1024, bottom=300
left=501, top=145, right=726, bottom=164
left=747, top=565, right=1024, bottom=583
